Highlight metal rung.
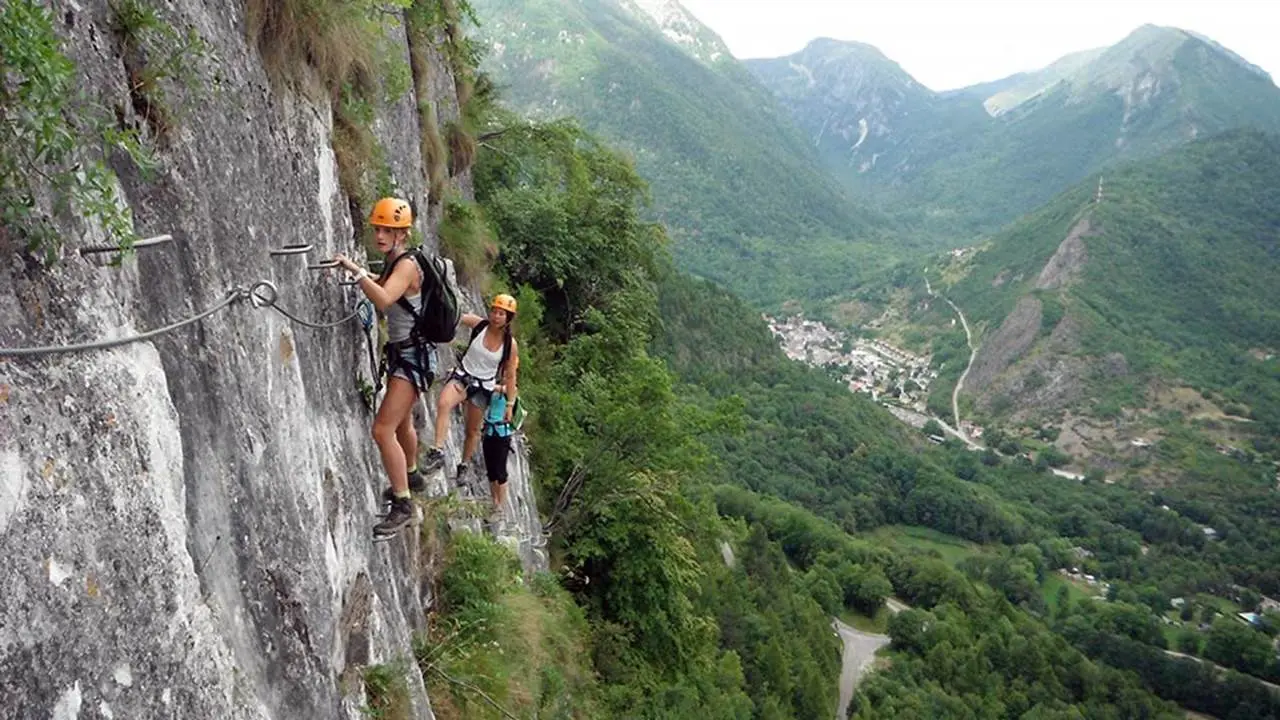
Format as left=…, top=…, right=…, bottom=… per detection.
left=307, top=260, right=340, bottom=270
left=269, top=244, right=313, bottom=256
left=79, top=234, right=173, bottom=256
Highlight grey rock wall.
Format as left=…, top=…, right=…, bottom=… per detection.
left=0, top=2, right=542, bottom=718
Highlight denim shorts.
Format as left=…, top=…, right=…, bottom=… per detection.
left=446, top=368, right=495, bottom=408
left=386, top=343, right=438, bottom=393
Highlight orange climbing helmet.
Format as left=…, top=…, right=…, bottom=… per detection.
left=491, top=293, right=518, bottom=315
left=369, top=197, right=412, bottom=228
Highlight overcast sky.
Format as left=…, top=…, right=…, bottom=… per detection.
left=679, top=0, right=1278, bottom=91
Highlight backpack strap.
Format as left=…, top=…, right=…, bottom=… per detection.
left=380, top=250, right=425, bottom=322
left=499, top=327, right=512, bottom=379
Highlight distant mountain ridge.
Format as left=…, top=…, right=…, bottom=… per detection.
left=750, top=25, right=1280, bottom=241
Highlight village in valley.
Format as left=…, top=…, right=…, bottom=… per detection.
left=765, top=314, right=939, bottom=413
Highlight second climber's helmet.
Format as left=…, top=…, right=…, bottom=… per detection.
left=369, top=197, right=412, bottom=228
left=491, top=293, right=518, bottom=315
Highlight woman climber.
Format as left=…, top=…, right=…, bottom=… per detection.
left=481, top=378, right=519, bottom=525
left=333, top=197, right=436, bottom=541
left=421, top=294, right=519, bottom=517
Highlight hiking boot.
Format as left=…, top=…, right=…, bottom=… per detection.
left=373, top=497, right=414, bottom=541
left=407, top=468, right=427, bottom=494
left=455, top=463, right=470, bottom=486
left=421, top=447, right=445, bottom=472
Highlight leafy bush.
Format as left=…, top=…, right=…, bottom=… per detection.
left=0, top=0, right=144, bottom=260
left=437, top=195, right=496, bottom=284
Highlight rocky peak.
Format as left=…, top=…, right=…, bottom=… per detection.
left=621, top=0, right=731, bottom=64
left=746, top=38, right=945, bottom=176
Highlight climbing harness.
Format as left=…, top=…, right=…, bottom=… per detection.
left=356, top=298, right=382, bottom=396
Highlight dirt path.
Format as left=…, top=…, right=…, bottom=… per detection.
left=923, top=272, right=977, bottom=436
left=944, top=296, right=976, bottom=434
left=1162, top=649, right=1280, bottom=692
left=833, top=619, right=890, bottom=720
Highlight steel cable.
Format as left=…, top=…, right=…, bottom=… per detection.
left=0, top=288, right=248, bottom=358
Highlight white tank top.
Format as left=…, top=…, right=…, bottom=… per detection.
left=461, top=329, right=503, bottom=388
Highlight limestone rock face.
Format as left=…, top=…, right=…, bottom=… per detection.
left=0, top=2, right=543, bottom=718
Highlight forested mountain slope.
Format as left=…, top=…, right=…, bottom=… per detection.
left=947, top=129, right=1280, bottom=438
left=472, top=0, right=895, bottom=305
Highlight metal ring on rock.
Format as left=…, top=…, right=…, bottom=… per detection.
left=269, top=244, right=313, bottom=256
left=248, top=280, right=279, bottom=309
left=79, top=234, right=174, bottom=256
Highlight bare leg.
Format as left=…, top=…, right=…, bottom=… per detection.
left=461, top=401, right=484, bottom=462
left=374, top=378, right=419, bottom=493
left=432, top=381, right=467, bottom=449
left=396, top=399, right=419, bottom=470
left=491, top=481, right=508, bottom=512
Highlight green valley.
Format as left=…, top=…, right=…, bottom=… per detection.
left=435, top=3, right=1280, bottom=716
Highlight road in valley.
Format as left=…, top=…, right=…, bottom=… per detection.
left=832, top=619, right=889, bottom=720
left=833, top=598, right=909, bottom=719
left=924, top=273, right=978, bottom=436
left=944, top=296, right=976, bottom=434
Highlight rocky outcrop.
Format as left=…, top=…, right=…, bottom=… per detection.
left=980, top=314, right=1091, bottom=419
left=0, top=2, right=542, bottom=718
left=1035, top=216, right=1091, bottom=290
left=964, top=296, right=1042, bottom=397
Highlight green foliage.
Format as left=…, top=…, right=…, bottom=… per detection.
left=476, top=117, right=826, bottom=717
left=567, top=470, right=709, bottom=669
left=468, top=83, right=1227, bottom=718
left=1061, top=615, right=1280, bottom=719
left=1204, top=617, right=1280, bottom=680
left=247, top=0, right=411, bottom=98
left=421, top=535, right=602, bottom=719
left=407, top=0, right=483, bottom=74
left=0, top=0, right=144, bottom=261
left=437, top=194, right=496, bottom=284
left=362, top=663, right=412, bottom=720
left=859, top=601, right=1183, bottom=719
left=478, top=120, right=664, bottom=340
left=109, top=0, right=213, bottom=139
left=438, top=531, right=521, bottom=622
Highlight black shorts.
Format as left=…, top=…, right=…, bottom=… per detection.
left=482, top=434, right=512, bottom=484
